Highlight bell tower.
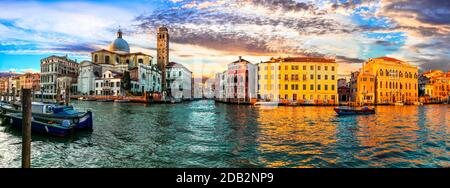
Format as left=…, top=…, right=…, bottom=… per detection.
left=157, top=26, right=169, bottom=92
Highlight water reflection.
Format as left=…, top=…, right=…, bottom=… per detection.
left=0, top=100, right=448, bottom=168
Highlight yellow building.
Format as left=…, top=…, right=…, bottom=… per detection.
left=355, top=71, right=376, bottom=104
left=258, top=57, right=338, bottom=104
left=422, top=70, right=450, bottom=102
left=361, top=57, right=419, bottom=104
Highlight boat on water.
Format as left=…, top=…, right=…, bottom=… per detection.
left=97, top=99, right=114, bottom=102
left=334, top=106, right=375, bottom=115
left=394, top=101, right=404, bottom=106
left=78, top=97, right=96, bottom=101
left=254, top=101, right=279, bottom=106
left=1, top=112, right=75, bottom=137
left=114, top=99, right=130, bottom=103
left=0, top=102, right=93, bottom=130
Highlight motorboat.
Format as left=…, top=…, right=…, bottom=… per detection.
left=114, top=99, right=130, bottom=103
left=1, top=112, right=75, bottom=137
left=0, top=102, right=93, bottom=130
left=334, top=106, right=375, bottom=115
left=254, top=101, right=280, bottom=106
left=394, top=101, right=404, bottom=106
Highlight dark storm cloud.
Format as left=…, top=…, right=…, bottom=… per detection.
left=135, top=0, right=358, bottom=56
left=244, top=0, right=315, bottom=12
left=416, top=57, right=450, bottom=71
left=383, top=0, right=450, bottom=25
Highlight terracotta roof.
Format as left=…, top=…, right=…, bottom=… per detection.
left=281, top=57, right=335, bottom=63
left=374, top=56, right=404, bottom=63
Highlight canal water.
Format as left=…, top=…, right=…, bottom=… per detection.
left=0, top=100, right=448, bottom=168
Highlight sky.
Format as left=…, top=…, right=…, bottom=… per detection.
left=0, top=0, right=449, bottom=78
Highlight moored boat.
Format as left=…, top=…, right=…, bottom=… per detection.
left=254, top=101, right=279, bottom=106
left=97, top=99, right=114, bottom=102
left=334, top=106, right=375, bottom=115
left=394, top=101, right=404, bottom=106
left=1, top=113, right=75, bottom=137
left=114, top=99, right=130, bottom=103
left=0, top=102, right=93, bottom=130
left=78, top=97, right=96, bottom=101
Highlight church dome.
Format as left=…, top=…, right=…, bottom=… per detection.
left=109, top=29, right=130, bottom=53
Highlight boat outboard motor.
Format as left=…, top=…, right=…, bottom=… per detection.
left=46, top=106, right=54, bottom=113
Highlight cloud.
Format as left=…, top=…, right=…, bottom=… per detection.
left=135, top=0, right=370, bottom=65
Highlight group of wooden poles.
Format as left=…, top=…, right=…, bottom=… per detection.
left=1, top=85, right=72, bottom=168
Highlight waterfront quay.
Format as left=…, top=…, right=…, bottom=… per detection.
left=0, top=100, right=448, bottom=168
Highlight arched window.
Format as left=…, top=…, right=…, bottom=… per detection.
left=380, top=69, right=383, bottom=76
left=105, top=56, right=110, bottom=64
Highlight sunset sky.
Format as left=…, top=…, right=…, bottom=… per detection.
left=0, top=0, right=449, bottom=78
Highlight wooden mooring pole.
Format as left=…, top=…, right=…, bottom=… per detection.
left=65, top=85, right=70, bottom=106
left=11, top=87, right=16, bottom=105
left=22, top=88, right=32, bottom=168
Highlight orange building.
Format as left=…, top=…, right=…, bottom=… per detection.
left=421, top=70, right=450, bottom=102
left=355, top=71, right=376, bottom=104
left=362, top=57, right=418, bottom=104
left=19, top=73, right=40, bottom=91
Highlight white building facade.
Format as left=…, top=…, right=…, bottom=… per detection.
left=39, top=55, right=79, bottom=100
left=166, top=62, right=192, bottom=100
left=77, top=61, right=102, bottom=95
left=130, top=63, right=162, bottom=94
left=95, top=70, right=123, bottom=96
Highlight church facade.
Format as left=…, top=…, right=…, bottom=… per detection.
left=77, top=29, right=162, bottom=96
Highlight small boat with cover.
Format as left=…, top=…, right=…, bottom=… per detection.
left=334, top=106, right=375, bottom=115
left=0, top=102, right=93, bottom=130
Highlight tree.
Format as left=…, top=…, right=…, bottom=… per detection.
left=121, top=71, right=131, bottom=94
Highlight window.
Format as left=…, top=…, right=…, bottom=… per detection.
left=331, top=66, right=335, bottom=71
left=310, top=74, right=314, bottom=80
left=264, top=66, right=267, bottom=70
left=303, top=74, right=307, bottom=80
left=284, top=75, right=288, bottom=80
left=325, top=85, right=328, bottom=90
left=271, top=66, right=274, bottom=70
left=264, top=75, right=268, bottom=79
left=285, top=66, right=288, bottom=70
left=105, top=56, right=110, bottom=64
left=179, top=71, right=182, bottom=76
left=318, top=66, right=321, bottom=71
left=96, top=83, right=98, bottom=88
left=116, top=57, right=120, bottom=64
left=310, top=84, right=314, bottom=90
left=116, top=82, right=120, bottom=87
left=318, top=85, right=321, bottom=90
left=310, top=66, right=314, bottom=70
left=94, top=55, right=98, bottom=63
left=331, top=75, right=335, bottom=80
left=303, top=84, right=306, bottom=90
left=138, top=59, right=143, bottom=64
left=318, top=75, right=321, bottom=80
left=285, top=84, right=288, bottom=90
left=325, top=66, right=328, bottom=71
left=303, top=65, right=306, bottom=70
left=325, top=75, right=328, bottom=80
left=331, top=85, right=335, bottom=90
